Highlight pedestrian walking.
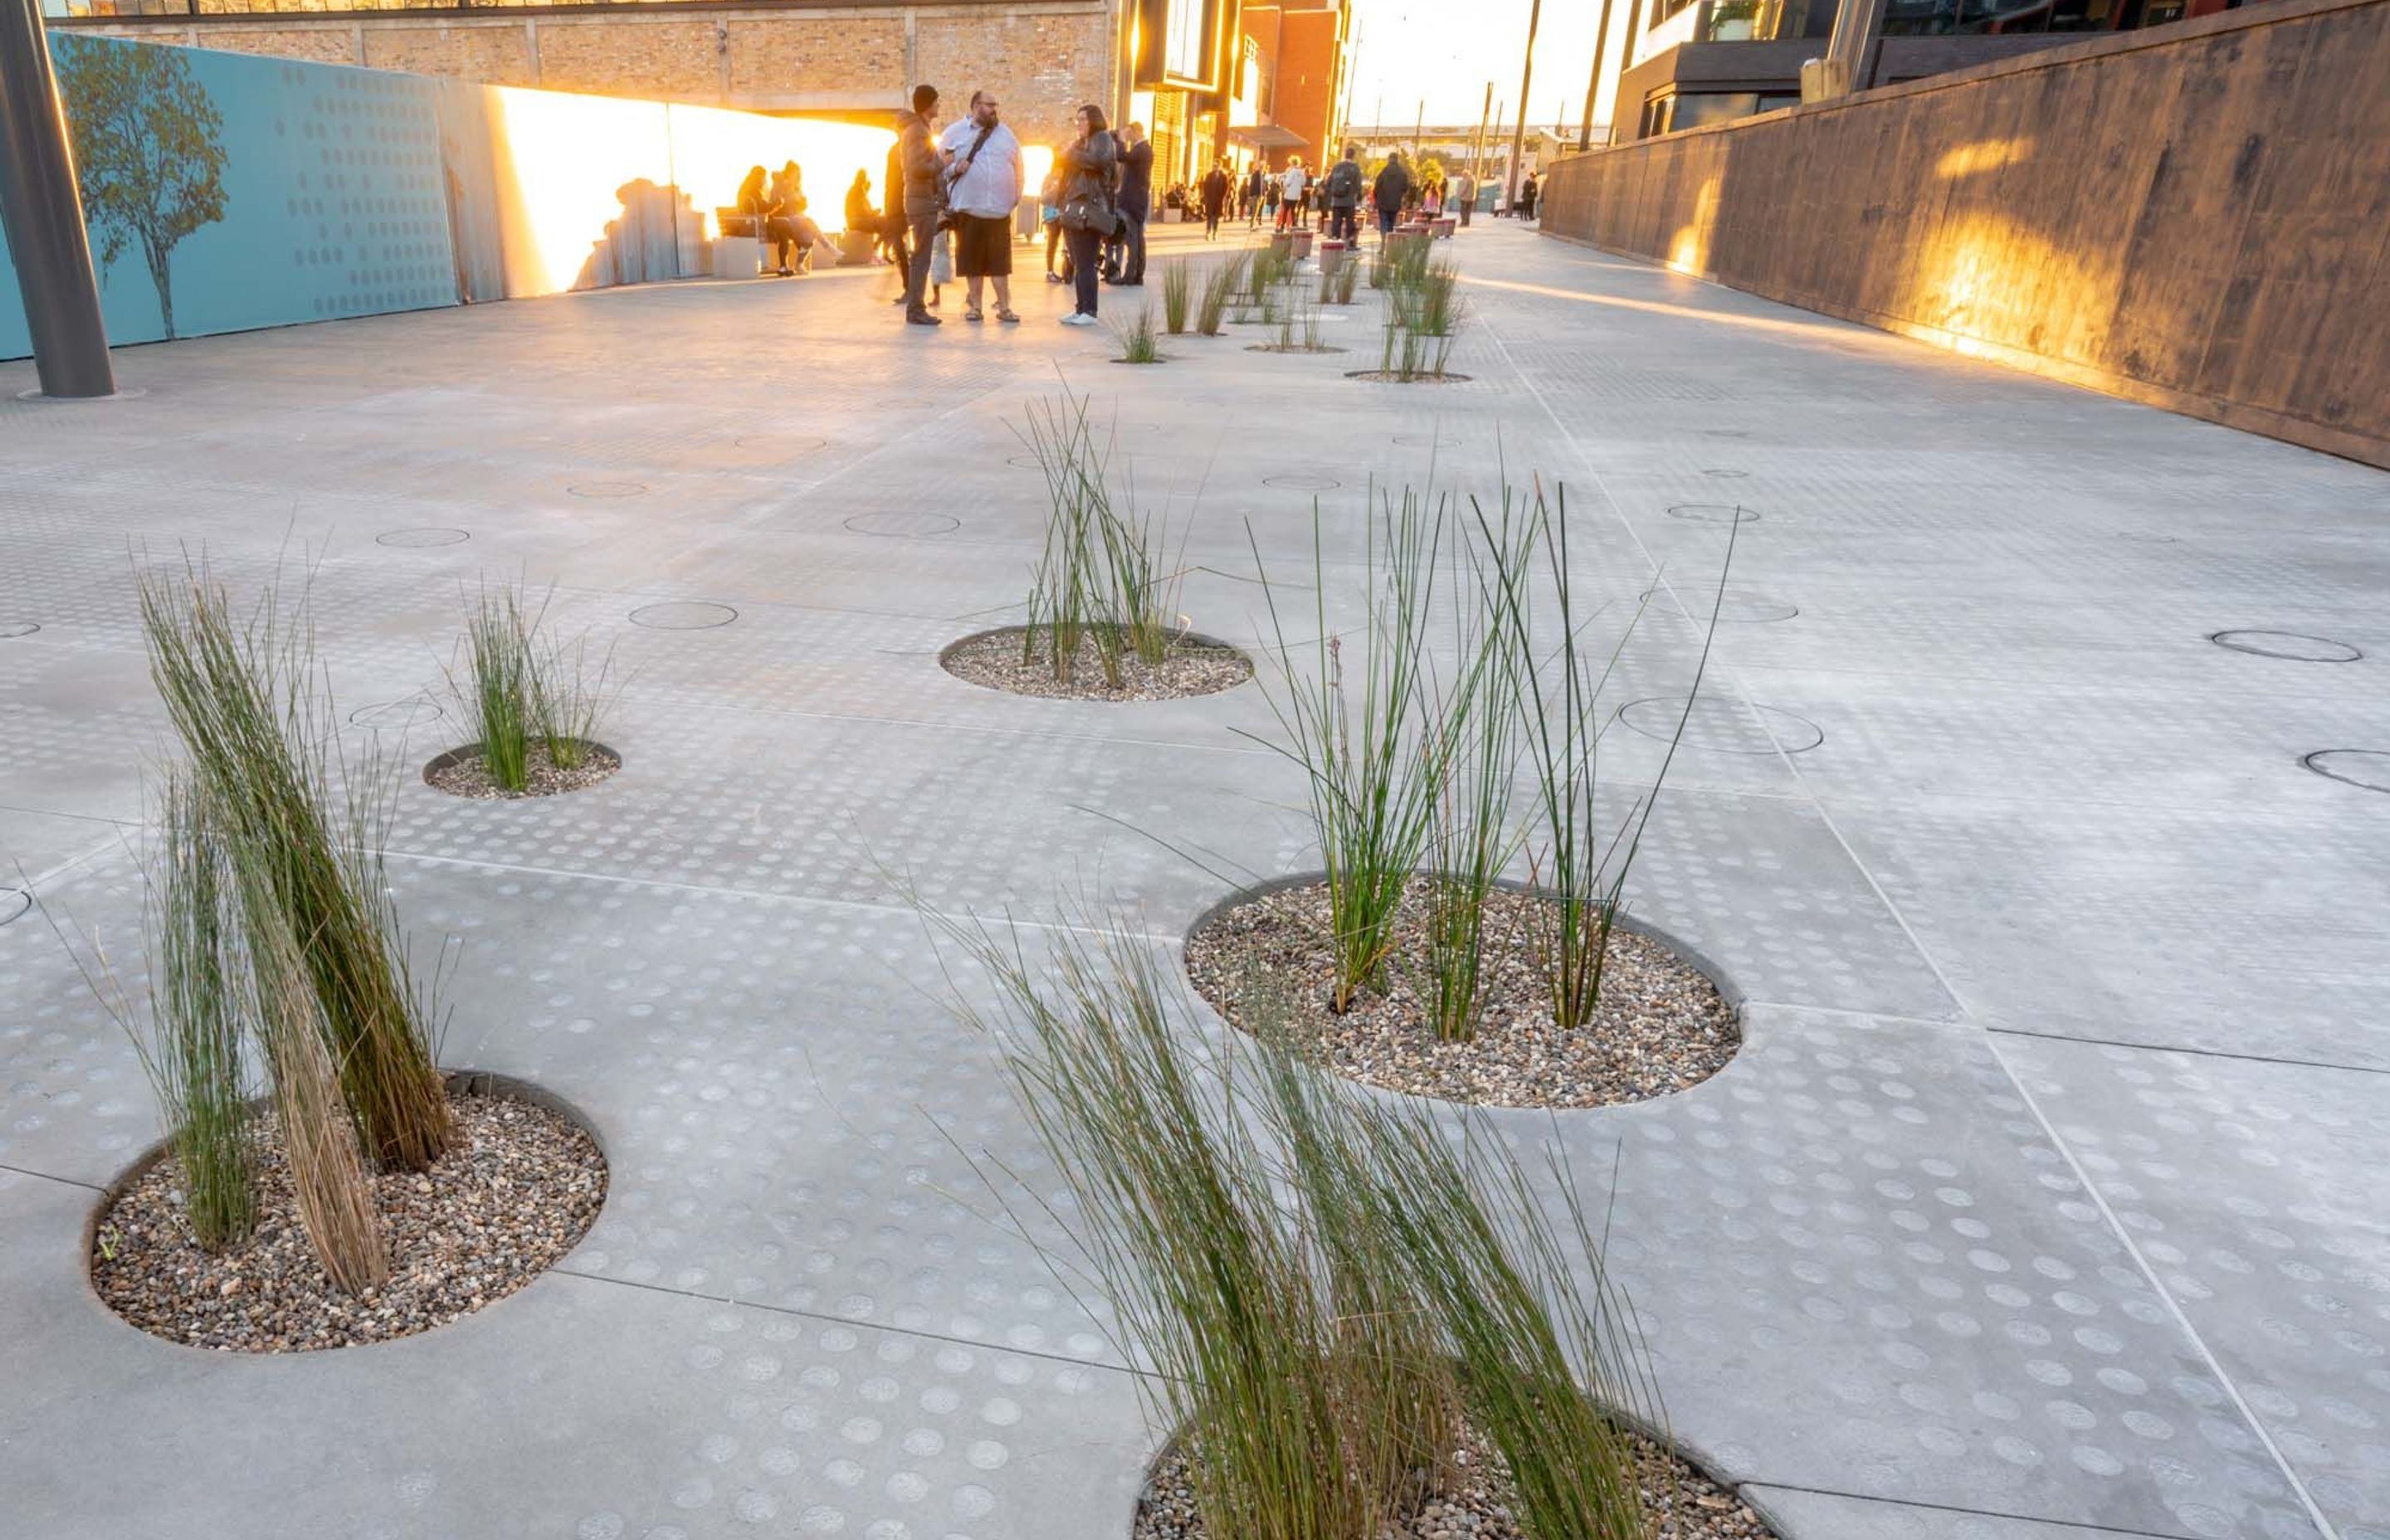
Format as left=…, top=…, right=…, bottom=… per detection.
left=1451, top=168, right=1475, bottom=227
left=1055, top=103, right=1119, bottom=326
left=1372, top=149, right=1412, bottom=242
left=939, top=89, right=1023, bottom=323
left=1245, top=163, right=1267, bottom=227
left=1113, top=121, right=1153, bottom=285
left=1200, top=160, right=1230, bottom=239
left=1518, top=171, right=1539, bottom=222
left=895, top=85, right=949, bottom=326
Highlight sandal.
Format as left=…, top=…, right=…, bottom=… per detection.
left=996, top=309, right=1020, bottom=324
left=964, top=306, right=984, bottom=323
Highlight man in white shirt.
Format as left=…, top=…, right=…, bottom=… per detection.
left=1275, top=158, right=1308, bottom=233
left=939, top=90, right=1024, bottom=323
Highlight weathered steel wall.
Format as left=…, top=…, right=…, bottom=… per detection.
left=1540, top=0, right=2390, bottom=469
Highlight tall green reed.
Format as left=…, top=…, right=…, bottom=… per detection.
left=136, top=553, right=453, bottom=1170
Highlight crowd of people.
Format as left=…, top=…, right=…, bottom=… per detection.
left=755, top=82, right=1544, bottom=330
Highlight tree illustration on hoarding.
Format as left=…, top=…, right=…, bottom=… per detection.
left=55, top=41, right=227, bottom=340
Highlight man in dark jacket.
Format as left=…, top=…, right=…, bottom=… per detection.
left=1320, top=146, right=1363, bottom=245
left=1243, top=163, right=1267, bottom=227
left=1372, top=150, right=1412, bottom=243
left=1112, top=121, right=1154, bottom=286
left=1199, top=160, right=1231, bottom=239
left=895, top=85, right=947, bottom=326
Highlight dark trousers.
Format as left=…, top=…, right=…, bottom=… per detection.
left=1458, top=200, right=1473, bottom=227
left=1327, top=205, right=1357, bottom=243
left=1063, top=225, right=1101, bottom=315
left=1119, top=207, right=1148, bottom=284
left=904, top=210, right=939, bottom=313
left=1203, top=207, right=1222, bottom=238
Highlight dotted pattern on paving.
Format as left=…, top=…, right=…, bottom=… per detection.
left=3, top=220, right=2381, bottom=1539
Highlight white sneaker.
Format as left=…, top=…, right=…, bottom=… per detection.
left=1058, top=312, right=1096, bottom=327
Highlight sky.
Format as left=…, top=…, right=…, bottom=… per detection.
left=1343, top=0, right=1622, bottom=136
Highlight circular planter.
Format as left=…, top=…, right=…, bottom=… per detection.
left=940, top=626, right=1254, bottom=703
left=2304, top=749, right=2390, bottom=794
left=423, top=738, right=621, bottom=799
left=1184, top=870, right=1743, bottom=1111
left=1134, top=1407, right=1780, bottom=1540
left=86, top=1070, right=608, bottom=1353
left=1344, top=369, right=1474, bottom=384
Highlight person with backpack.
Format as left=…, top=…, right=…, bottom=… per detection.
left=1321, top=146, right=1363, bottom=245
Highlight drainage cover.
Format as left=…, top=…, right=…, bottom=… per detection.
left=844, top=511, right=960, bottom=538
left=1007, top=455, right=1043, bottom=471
left=1391, top=434, right=1461, bottom=449
left=1702, top=469, right=1750, bottom=479
left=376, top=528, right=470, bottom=548
left=2210, top=630, right=2361, bottom=663
left=349, top=695, right=445, bottom=730
left=733, top=434, right=828, bottom=455
left=1, top=621, right=38, bottom=639
left=630, top=602, right=739, bottom=630
left=0, top=888, right=28, bottom=928
left=1265, top=474, right=1340, bottom=492
left=2303, top=751, right=2390, bottom=793
left=1618, top=696, right=1823, bottom=754
left=1666, top=504, right=1761, bottom=525
left=569, top=481, right=646, bottom=499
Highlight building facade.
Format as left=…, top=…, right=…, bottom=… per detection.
left=54, top=0, right=1346, bottom=195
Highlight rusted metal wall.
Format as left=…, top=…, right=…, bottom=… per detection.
left=1540, top=0, right=2390, bottom=469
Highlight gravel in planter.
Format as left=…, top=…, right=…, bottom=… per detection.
left=1135, top=1423, right=1775, bottom=1540
left=91, top=1087, right=607, bottom=1352
left=426, top=739, right=621, bottom=799
left=943, top=627, right=1253, bottom=702
left=1185, top=879, right=1737, bottom=1109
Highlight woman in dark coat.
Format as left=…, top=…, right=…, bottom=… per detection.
left=1054, top=103, right=1118, bottom=325
left=1200, top=160, right=1231, bottom=240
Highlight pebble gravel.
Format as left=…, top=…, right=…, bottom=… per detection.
left=943, top=627, right=1253, bottom=702
left=1134, top=1425, right=1776, bottom=1540
left=91, top=1089, right=607, bottom=1352
left=426, top=739, right=621, bottom=799
left=1186, top=880, right=1739, bottom=1109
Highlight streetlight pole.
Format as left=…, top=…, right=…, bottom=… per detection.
left=1503, top=0, right=1542, bottom=213
left=1471, top=80, right=1491, bottom=181
left=1578, top=0, right=1619, bottom=150
left=0, top=0, right=113, bottom=397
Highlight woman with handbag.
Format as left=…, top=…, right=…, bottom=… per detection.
left=1055, top=104, right=1119, bottom=327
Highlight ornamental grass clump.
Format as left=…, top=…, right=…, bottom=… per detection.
left=1017, top=388, right=1188, bottom=686
left=1113, top=304, right=1164, bottom=363
left=137, top=554, right=454, bottom=1171
left=1162, top=259, right=1193, bottom=334
left=448, top=578, right=617, bottom=792
left=1472, top=481, right=1734, bottom=1028
left=1417, top=581, right=1519, bottom=1043
left=1243, top=490, right=1455, bottom=1011
left=932, top=897, right=1661, bottom=1540
left=1197, top=251, right=1246, bottom=335
left=1378, top=312, right=1458, bottom=382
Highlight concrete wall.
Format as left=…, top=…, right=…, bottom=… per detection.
left=1539, top=0, right=2390, bottom=470
left=70, top=1, right=1115, bottom=147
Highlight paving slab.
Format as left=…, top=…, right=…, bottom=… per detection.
left=1, top=219, right=2379, bottom=1540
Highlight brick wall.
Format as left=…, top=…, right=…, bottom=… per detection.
left=69, top=2, right=1116, bottom=135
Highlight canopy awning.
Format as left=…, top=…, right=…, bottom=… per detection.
left=1227, top=124, right=1309, bottom=150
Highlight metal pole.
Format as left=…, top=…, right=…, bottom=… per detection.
left=0, top=0, right=113, bottom=397
left=1578, top=0, right=1618, bottom=150
left=1504, top=0, right=1541, bottom=213
left=1612, top=0, right=1650, bottom=143
left=1471, top=81, right=1491, bottom=181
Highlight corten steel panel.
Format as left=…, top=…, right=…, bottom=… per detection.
left=1537, top=0, right=2390, bottom=469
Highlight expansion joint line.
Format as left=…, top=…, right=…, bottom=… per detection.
left=1472, top=290, right=2341, bottom=1540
